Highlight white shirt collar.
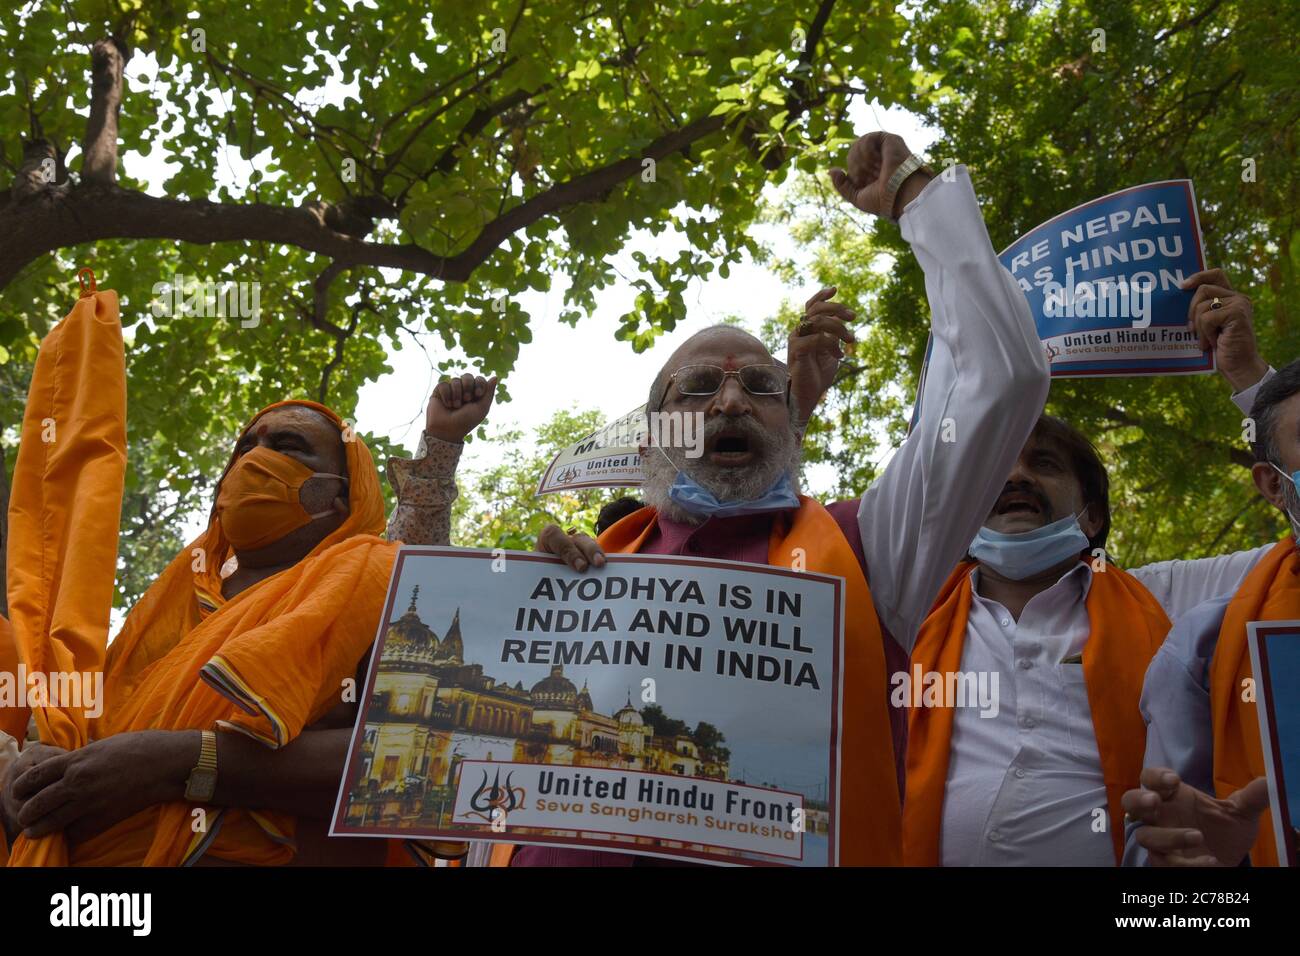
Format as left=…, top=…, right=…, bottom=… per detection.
left=969, top=559, right=1093, bottom=603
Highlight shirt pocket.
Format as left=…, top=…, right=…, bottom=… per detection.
left=1056, top=662, right=1101, bottom=761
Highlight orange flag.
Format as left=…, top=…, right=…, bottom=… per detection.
left=0, top=616, right=24, bottom=743
left=5, top=273, right=126, bottom=866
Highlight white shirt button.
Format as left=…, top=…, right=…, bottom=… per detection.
left=1019, top=715, right=1036, bottom=729
left=1014, top=767, right=1026, bottom=779
left=1018, top=658, right=1033, bottom=670
left=1000, top=617, right=1011, bottom=627
left=988, top=830, right=1002, bottom=842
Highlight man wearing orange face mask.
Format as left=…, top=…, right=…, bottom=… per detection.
left=0, top=369, right=496, bottom=866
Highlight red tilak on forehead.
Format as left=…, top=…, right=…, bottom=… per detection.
left=719, top=355, right=743, bottom=371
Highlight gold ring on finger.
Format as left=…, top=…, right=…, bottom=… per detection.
left=1210, top=297, right=1223, bottom=310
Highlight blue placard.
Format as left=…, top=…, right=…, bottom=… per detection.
left=1248, top=622, right=1300, bottom=866
left=997, top=181, right=1212, bottom=377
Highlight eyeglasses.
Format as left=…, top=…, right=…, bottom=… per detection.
left=662, top=364, right=790, bottom=407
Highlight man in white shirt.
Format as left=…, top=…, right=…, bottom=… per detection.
left=904, top=270, right=1275, bottom=866
left=1123, top=357, right=1300, bottom=867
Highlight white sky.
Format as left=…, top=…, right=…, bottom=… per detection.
left=115, top=52, right=936, bottom=538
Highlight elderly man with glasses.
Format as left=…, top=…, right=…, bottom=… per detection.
left=500, top=129, right=1050, bottom=867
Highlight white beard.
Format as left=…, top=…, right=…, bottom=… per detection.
left=640, top=418, right=801, bottom=525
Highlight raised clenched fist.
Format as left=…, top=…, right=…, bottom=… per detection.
left=829, top=131, right=931, bottom=220
left=425, top=372, right=498, bottom=444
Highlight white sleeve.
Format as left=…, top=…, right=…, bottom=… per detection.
left=1230, top=366, right=1275, bottom=415
left=1125, top=367, right=1276, bottom=619
left=858, top=167, right=1050, bottom=651
left=1129, top=544, right=1273, bottom=620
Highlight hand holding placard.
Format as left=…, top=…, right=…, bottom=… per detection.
left=1182, top=269, right=1269, bottom=392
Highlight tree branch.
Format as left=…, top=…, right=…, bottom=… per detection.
left=428, top=86, right=539, bottom=177
left=447, top=112, right=727, bottom=269
left=392, top=85, right=545, bottom=208
left=81, top=37, right=129, bottom=187
left=745, top=0, right=840, bottom=171
left=1154, top=0, right=1227, bottom=42
left=1204, top=494, right=1267, bottom=553
left=10, top=138, right=67, bottom=198
left=312, top=260, right=350, bottom=329
left=0, top=110, right=731, bottom=290
left=788, top=0, right=839, bottom=114
left=5, top=31, right=834, bottom=301
left=304, top=278, right=376, bottom=403
left=381, top=57, right=519, bottom=179
left=373, top=60, right=485, bottom=147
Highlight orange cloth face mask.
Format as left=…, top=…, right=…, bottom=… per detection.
left=215, top=446, right=347, bottom=551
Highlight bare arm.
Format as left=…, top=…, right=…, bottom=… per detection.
left=204, top=726, right=355, bottom=821
left=8, top=719, right=352, bottom=843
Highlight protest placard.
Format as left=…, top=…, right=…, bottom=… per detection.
left=997, top=180, right=1211, bottom=377
left=535, top=405, right=646, bottom=496
left=330, top=547, right=845, bottom=866
left=1247, top=621, right=1300, bottom=866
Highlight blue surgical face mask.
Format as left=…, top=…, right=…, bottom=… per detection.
left=969, top=510, right=1090, bottom=580
left=1270, top=463, right=1300, bottom=533
left=667, top=470, right=800, bottom=519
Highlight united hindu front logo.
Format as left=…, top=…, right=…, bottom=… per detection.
left=465, top=767, right=527, bottom=824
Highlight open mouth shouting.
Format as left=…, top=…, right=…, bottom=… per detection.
left=706, top=427, right=755, bottom=466
left=990, top=484, right=1053, bottom=526
left=996, top=491, right=1045, bottom=516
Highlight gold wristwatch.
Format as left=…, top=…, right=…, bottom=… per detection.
left=885, top=153, right=928, bottom=222
left=184, top=729, right=219, bottom=802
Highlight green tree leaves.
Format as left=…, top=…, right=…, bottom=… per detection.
left=453, top=406, right=636, bottom=551
left=774, top=0, right=1299, bottom=565
left=2, top=1, right=913, bottom=604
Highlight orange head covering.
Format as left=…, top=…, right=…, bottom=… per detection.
left=101, top=399, right=387, bottom=707
left=201, top=400, right=385, bottom=572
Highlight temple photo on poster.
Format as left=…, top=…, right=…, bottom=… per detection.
left=342, top=585, right=831, bottom=846
left=333, top=550, right=841, bottom=865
